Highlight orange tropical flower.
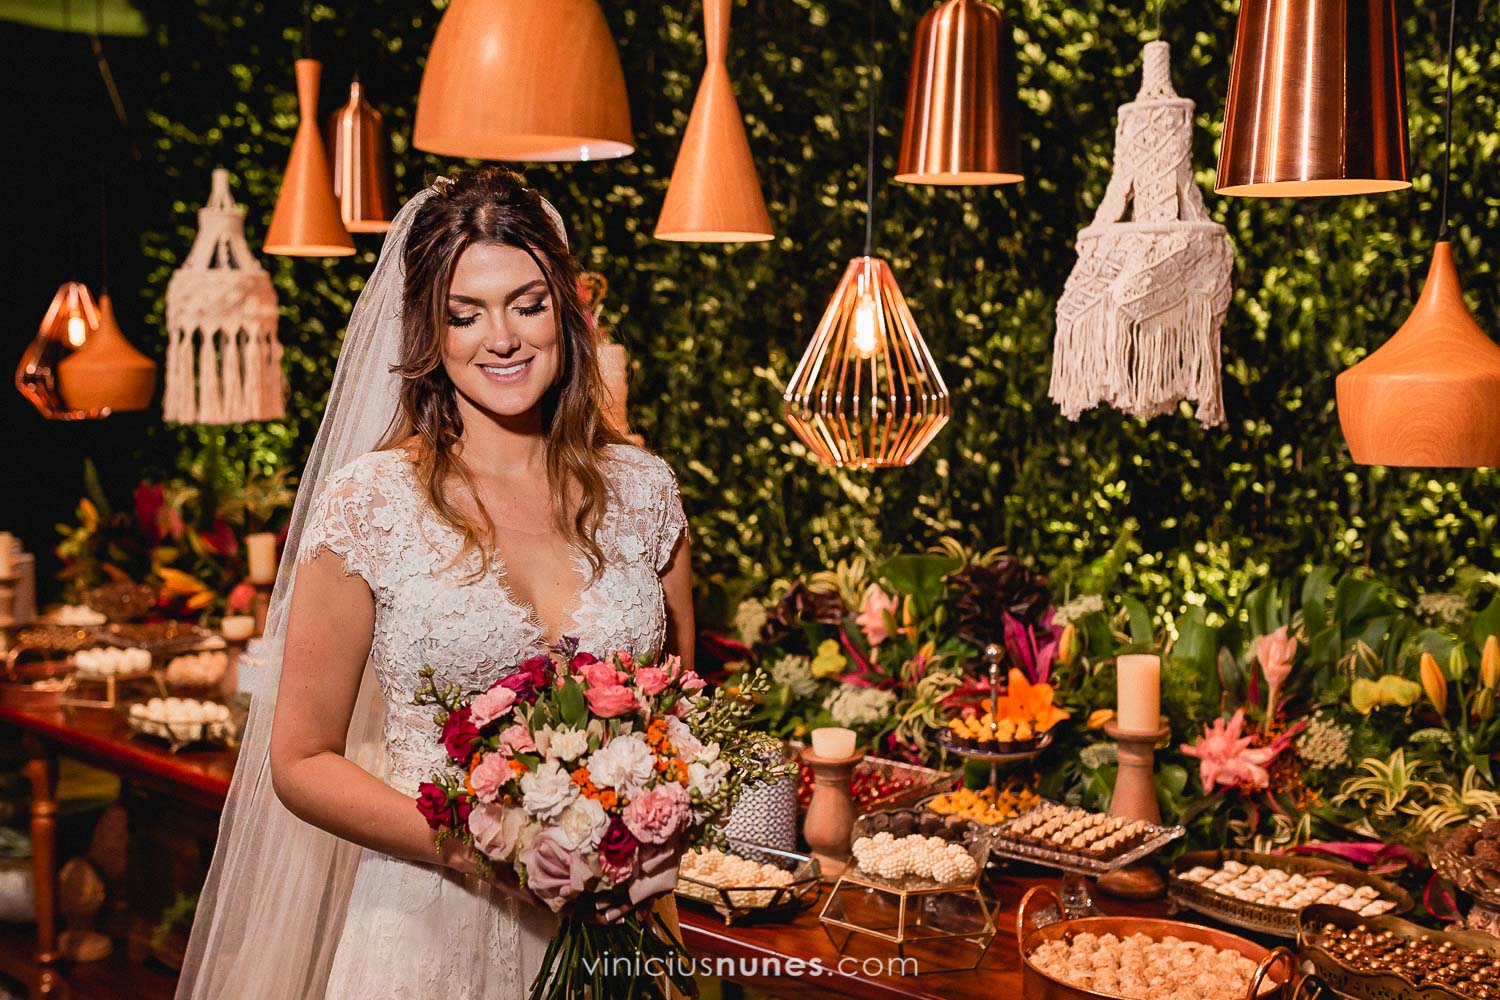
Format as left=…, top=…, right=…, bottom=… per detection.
left=1006, top=668, right=1071, bottom=731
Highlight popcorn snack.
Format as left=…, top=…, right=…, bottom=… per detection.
left=850, top=831, right=979, bottom=887
left=1029, top=930, right=1266, bottom=999
left=1001, top=803, right=1150, bottom=860
left=1313, top=921, right=1500, bottom=999
left=1178, top=859, right=1398, bottom=917
left=927, top=782, right=1041, bottom=826
left=679, top=848, right=796, bottom=908
left=73, top=646, right=152, bottom=678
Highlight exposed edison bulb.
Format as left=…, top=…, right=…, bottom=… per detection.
left=67, top=313, right=88, bottom=347
left=852, top=294, right=879, bottom=358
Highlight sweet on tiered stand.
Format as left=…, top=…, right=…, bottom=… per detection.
left=937, top=645, right=1062, bottom=788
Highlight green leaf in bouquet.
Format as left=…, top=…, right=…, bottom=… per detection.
left=875, top=553, right=961, bottom=608
left=557, top=676, right=587, bottom=729
left=1333, top=577, right=1389, bottom=634
left=1121, top=596, right=1154, bottom=648
left=1307, top=624, right=1341, bottom=667
left=513, top=752, right=542, bottom=771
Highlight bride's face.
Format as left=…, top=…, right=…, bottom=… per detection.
left=442, top=241, right=561, bottom=419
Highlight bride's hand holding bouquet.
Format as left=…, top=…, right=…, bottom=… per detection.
left=413, top=642, right=785, bottom=1000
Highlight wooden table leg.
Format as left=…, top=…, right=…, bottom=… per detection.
left=22, top=735, right=59, bottom=967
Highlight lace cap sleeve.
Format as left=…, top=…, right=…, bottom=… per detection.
left=297, top=453, right=391, bottom=590
left=653, top=458, right=688, bottom=573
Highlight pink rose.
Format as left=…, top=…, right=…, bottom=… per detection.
left=622, top=783, right=690, bottom=845
left=628, top=842, right=682, bottom=906
left=664, top=716, right=703, bottom=760
left=635, top=667, right=670, bottom=696
left=677, top=671, right=706, bottom=694
left=470, top=686, right=518, bottom=728
left=585, top=684, right=639, bottom=718
left=659, top=654, right=683, bottom=677
left=519, top=831, right=595, bottom=911
left=469, top=753, right=510, bottom=803
left=468, top=801, right=526, bottom=862
left=856, top=585, right=900, bottom=647
left=578, top=659, right=625, bottom=689
left=496, top=723, right=536, bottom=757
left=669, top=699, right=692, bottom=719
left=1256, top=625, right=1298, bottom=716
left=615, top=650, right=637, bottom=673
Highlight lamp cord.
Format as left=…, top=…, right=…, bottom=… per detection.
left=863, top=0, right=877, bottom=257
left=1436, top=0, right=1457, bottom=242
left=1152, top=0, right=1163, bottom=40
left=302, top=2, right=313, bottom=60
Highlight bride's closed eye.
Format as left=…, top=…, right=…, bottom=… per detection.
left=448, top=312, right=480, bottom=328
left=513, top=298, right=549, bottom=317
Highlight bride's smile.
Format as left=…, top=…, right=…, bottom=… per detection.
left=443, top=241, right=561, bottom=419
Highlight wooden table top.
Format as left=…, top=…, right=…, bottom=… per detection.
left=0, top=683, right=235, bottom=809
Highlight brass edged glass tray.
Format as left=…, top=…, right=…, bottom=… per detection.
left=675, top=839, right=821, bottom=926
left=987, top=802, right=1184, bottom=876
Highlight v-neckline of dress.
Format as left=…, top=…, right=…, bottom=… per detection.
left=392, top=452, right=589, bottom=651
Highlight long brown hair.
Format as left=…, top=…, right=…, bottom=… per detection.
left=380, top=166, right=627, bottom=576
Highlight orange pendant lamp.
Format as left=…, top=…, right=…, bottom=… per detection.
left=655, top=0, right=772, bottom=242
left=15, top=281, right=101, bottom=419
left=895, top=0, right=1021, bottom=185
left=1336, top=1, right=1500, bottom=467
left=264, top=58, right=354, bottom=256
left=326, top=78, right=393, bottom=233
left=57, top=293, right=156, bottom=413
left=784, top=0, right=950, bottom=469
left=1216, top=0, right=1410, bottom=196
left=414, top=0, right=633, bottom=162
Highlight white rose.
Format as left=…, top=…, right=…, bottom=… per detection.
left=547, top=727, right=591, bottom=763
left=532, top=726, right=553, bottom=760
left=688, top=758, right=729, bottom=799
left=519, top=760, right=579, bottom=821
left=585, top=734, right=656, bottom=791
left=550, top=796, right=611, bottom=852
left=665, top=716, right=704, bottom=761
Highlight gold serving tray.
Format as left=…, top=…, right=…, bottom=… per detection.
left=1298, top=902, right=1500, bottom=1000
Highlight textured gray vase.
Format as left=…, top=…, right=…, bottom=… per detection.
left=724, top=771, right=799, bottom=852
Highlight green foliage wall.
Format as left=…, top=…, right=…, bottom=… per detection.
left=129, top=0, right=1499, bottom=618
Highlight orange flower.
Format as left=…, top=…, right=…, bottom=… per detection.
left=597, top=789, right=618, bottom=811
left=465, top=753, right=484, bottom=798
left=571, top=766, right=592, bottom=787
left=1006, top=668, right=1071, bottom=732
left=508, top=758, right=527, bottom=776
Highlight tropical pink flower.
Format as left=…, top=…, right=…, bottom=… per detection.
left=468, top=801, right=525, bottom=862
left=469, top=753, right=510, bottom=803
left=622, top=783, right=690, bottom=845
left=856, top=586, right=900, bottom=647
left=585, top=684, right=638, bottom=718
left=1181, top=709, right=1298, bottom=792
left=496, top=723, right=536, bottom=757
left=469, top=686, right=518, bottom=728
left=519, top=831, right=594, bottom=911
left=635, top=667, right=670, bottom=696
left=1256, top=625, right=1298, bottom=716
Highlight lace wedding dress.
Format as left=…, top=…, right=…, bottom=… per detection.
left=297, top=442, right=686, bottom=999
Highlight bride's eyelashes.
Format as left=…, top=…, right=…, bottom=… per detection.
left=448, top=312, right=479, bottom=328
left=446, top=299, right=548, bottom=328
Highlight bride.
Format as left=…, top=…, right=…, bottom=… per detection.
left=177, top=167, right=692, bottom=998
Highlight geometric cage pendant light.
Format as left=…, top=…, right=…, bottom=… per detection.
left=1216, top=0, right=1411, bottom=197
left=783, top=0, right=951, bottom=469
left=1335, top=0, right=1500, bottom=467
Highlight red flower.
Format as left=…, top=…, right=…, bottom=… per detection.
left=417, top=783, right=454, bottom=830
left=570, top=650, right=601, bottom=670
left=134, top=483, right=166, bottom=545
left=599, top=817, right=638, bottom=868
left=227, top=582, right=257, bottom=614
left=441, top=707, right=480, bottom=764
left=497, top=654, right=551, bottom=703
left=199, top=519, right=240, bottom=557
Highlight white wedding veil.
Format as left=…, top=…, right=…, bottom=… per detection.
left=177, top=178, right=569, bottom=998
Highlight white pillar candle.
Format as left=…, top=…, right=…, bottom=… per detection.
left=245, top=532, right=279, bottom=584
left=810, top=726, right=857, bottom=759
left=1116, top=653, right=1162, bottom=733
left=0, top=533, right=12, bottom=577
left=221, top=614, right=257, bottom=642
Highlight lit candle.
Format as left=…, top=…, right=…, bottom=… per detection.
left=221, top=615, right=256, bottom=642
left=245, top=532, right=279, bottom=584
left=0, top=533, right=12, bottom=577
left=810, top=726, right=857, bottom=759
left=1116, top=654, right=1162, bottom=733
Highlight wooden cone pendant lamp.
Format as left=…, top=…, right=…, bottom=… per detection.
left=264, top=58, right=354, bottom=256
left=326, top=78, right=394, bottom=233
left=1216, top=0, right=1410, bottom=196
left=655, top=0, right=772, bottom=242
left=896, top=0, right=1021, bottom=185
left=414, top=0, right=633, bottom=162
left=784, top=0, right=951, bottom=469
left=1336, top=2, right=1500, bottom=467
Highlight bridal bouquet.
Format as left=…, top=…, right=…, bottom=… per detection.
left=413, top=641, right=784, bottom=1000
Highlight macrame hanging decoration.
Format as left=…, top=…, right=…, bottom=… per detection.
left=164, top=168, right=284, bottom=424
left=1050, top=40, right=1233, bottom=426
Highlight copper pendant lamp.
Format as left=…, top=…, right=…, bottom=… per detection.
left=414, top=0, right=633, bottom=162
left=784, top=0, right=950, bottom=469
left=264, top=58, right=354, bottom=256
left=57, top=293, right=156, bottom=413
left=895, top=0, right=1020, bottom=186
left=1216, top=0, right=1410, bottom=197
left=15, top=281, right=103, bottom=419
left=326, top=78, right=393, bottom=233
left=655, top=0, right=772, bottom=242
left=1336, top=1, right=1500, bottom=467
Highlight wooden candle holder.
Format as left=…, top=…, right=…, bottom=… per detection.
left=1098, top=721, right=1171, bottom=900
left=799, top=747, right=865, bottom=880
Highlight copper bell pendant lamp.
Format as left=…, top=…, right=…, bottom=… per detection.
left=57, top=293, right=156, bottom=413
left=265, top=55, right=354, bottom=256
left=896, top=0, right=1021, bottom=185
left=1336, top=1, right=1500, bottom=467
left=326, top=77, right=393, bottom=233
left=1216, top=0, right=1410, bottom=196
left=414, top=0, right=633, bottom=161
left=784, top=0, right=950, bottom=469
left=15, top=282, right=102, bottom=419
left=655, top=0, right=772, bottom=242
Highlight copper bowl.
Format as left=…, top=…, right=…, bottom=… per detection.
left=1016, top=886, right=1295, bottom=1000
